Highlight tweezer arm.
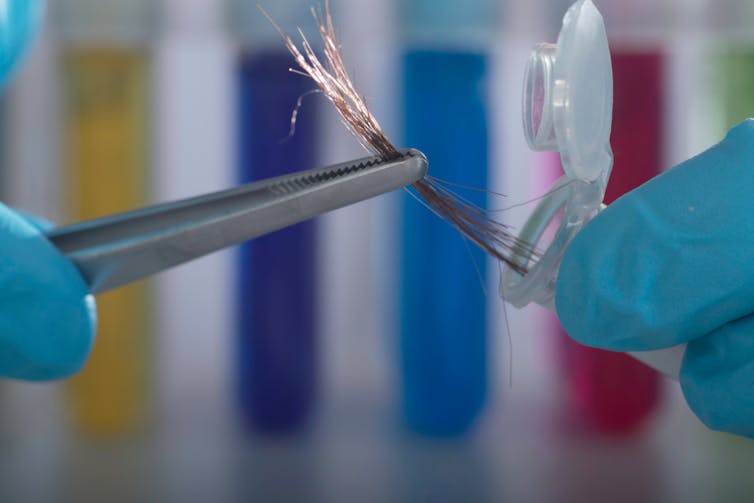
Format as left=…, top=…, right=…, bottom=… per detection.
left=47, top=149, right=427, bottom=294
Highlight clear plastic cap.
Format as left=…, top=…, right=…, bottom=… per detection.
left=522, top=0, right=613, bottom=183
left=502, top=0, right=613, bottom=309
left=504, top=0, right=688, bottom=380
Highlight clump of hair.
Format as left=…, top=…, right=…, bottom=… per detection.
left=261, top=1, right=536, bottom=275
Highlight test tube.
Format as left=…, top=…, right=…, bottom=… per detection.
left=553, top=0, right=665, bottom=435
left=399, top=0, right=499, bottom=436
left=229, top=0, right=319, bottom=432
left=56, top=0, right=157, bottom=435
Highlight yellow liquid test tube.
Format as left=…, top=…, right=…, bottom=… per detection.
left=62, top=49, right=152, bottom=435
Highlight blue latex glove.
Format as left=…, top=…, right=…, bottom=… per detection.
left=0, top=1, right=92, bottom=380
left=0, top=203, right=96, bottom=380
left=556, top=119, right=754, bottom=437
left=0, top=0, right=44, bottom=88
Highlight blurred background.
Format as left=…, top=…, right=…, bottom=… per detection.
left=1, top=0, right=754, bottom=501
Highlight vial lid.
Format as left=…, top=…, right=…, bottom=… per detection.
left=504, top=0, right=613, bottom=305
left=522, top=0, right=613, bottom=182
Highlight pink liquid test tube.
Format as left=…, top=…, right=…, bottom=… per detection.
left=555, top=51, right=664, bottom=435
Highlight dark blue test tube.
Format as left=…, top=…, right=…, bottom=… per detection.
left=237, top=51, right=318, bottom=433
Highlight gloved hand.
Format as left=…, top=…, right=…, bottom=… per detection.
left=556, top=119, right=754, bottom=438
left=0, top=203, right=96, bottom=380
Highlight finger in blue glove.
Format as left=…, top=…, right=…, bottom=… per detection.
left=555, top=119, right=754, bottom=436
left=0, top=203, right=96, bottom=380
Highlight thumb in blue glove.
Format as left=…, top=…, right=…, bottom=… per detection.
left=0, top=203, right=96, bottom=380
left=556, top=119, right=754, bottom=437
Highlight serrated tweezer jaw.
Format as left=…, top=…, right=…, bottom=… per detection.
left=46, top=149, right=428, bottom=294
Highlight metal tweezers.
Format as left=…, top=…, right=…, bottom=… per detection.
left=46, top=149, right=427, bottom=294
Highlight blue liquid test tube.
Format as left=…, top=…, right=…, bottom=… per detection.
left=400, top=0, right=497, bottom=436
left=236, top=51, right=319, bottom=432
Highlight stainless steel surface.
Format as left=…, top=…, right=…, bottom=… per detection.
left=46, top=150, right=428, bottom=294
